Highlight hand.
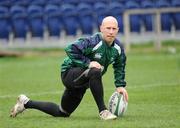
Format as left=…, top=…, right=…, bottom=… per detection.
left=89, top=61, right=102, bottom=69
left=116, top=87, right=128, bottom=102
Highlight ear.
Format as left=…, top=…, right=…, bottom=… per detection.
left=100, top=25, right=103, bottom=32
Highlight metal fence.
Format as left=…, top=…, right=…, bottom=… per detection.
left=123, top=7, right=180, bottom=52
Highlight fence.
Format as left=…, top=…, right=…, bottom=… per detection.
left=123, top=7, right=180, bottom=52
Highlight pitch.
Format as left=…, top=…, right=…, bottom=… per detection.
left=0, top=46, right=179, bottom=128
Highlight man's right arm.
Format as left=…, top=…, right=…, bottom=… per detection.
left=65, top=38, right=92, bottom=68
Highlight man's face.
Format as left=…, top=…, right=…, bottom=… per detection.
left=100, top=19, right=119, bottom=45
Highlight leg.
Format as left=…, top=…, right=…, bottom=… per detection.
left=10, top=94, right=69, bottom=117
left=62, top=67, right=107, bottom=113
left=60, top=87, right=86, bottom=115
left=24, top=100, right=69, bottom=117
left=87, top=68, right=106, bottom=112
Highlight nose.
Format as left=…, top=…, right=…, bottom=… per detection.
left=109, top=28, right=114, bottom=34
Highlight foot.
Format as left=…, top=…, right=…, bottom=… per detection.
left=99, top=110, right=117, bottom=120
left=10, top=94, right=30, bottom=117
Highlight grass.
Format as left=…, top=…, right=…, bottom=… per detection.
left=0, top=43, right=180, bottom=128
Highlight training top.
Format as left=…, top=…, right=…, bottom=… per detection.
left=61, top=32, right=126, bottom=87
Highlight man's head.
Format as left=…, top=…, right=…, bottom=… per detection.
left=100, top=16, right=119, bottom=45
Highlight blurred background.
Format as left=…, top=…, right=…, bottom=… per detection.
left=0, top=1, right=179, bottom=127
left=0, top=0, right=179, bottom=51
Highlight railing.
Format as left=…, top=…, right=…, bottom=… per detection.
left=123, top=7, right=180, bottom=52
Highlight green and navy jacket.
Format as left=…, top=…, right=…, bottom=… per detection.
left=61, top=32, right=126, bottom=87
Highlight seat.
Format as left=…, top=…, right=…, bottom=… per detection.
left=77, top=3, right=94, bottom=35
left=94, top=2, right=109, bottom=28
left=61, top=4, right=79, bottom=36
left=0, top=6, right=11, bottom=40
left=109, top=2, right=124, bottom=33
left=172, top=0, right=180, bottom=30
left=45, top=4, right=62, bottom=37
left=28, top=5, right=44, bottom=38
left=80, top=0, right=96, bottom=6
left=10, top=5, right=29, bottom=39
left=62, top=0, right=80, bottom=6
left=156, top=0, right=172, bottom=31
left=141, top=0, right=154, bottom=31
left=111, top=0, right=125, bottom=4
left=125, top=0, right=141, bottom=32
left=11, top=0, right=31, bottom=7
left=0, top=0, right=11, bottom=8
left=47, top=0, right=62, bottom=6
left=30, top=0, right=46, bottom=7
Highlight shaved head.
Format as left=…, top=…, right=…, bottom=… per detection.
left=100, top=16, right=119, bottom=45
left=101, top=16, right=118, bottom=27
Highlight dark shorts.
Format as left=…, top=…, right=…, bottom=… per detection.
left=61, top=67, right=90, bottom=89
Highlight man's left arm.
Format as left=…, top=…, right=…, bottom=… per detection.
left=113, top=49, right=128, bottom=101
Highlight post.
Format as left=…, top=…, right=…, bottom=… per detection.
left=154, top=10, right=161, bottom=51
left=123, top=12, right=130, bottom=52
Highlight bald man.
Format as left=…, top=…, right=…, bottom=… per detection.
left=10, top=16, right=128, bottom=120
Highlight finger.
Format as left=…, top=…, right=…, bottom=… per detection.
left=124, top=92, right=128, bottom=102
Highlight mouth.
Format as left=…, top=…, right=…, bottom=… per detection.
left=107, top=35, right=114, bottom=38
left=107, top=36, right=114, bottom=38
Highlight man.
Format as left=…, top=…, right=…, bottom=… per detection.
left=10, top=16, right=128, bottom=120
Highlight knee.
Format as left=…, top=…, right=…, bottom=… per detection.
left=88, top=68, right=102, bottom=78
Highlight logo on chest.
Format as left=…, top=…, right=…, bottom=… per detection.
left=94, top=53, right=102, bottom=59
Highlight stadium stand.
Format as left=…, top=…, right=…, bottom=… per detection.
left=62, top=0, right=80, bottom=6
left=61, top=4, right=79, bottom=36
left=141, top=0, right=154, bottom=31
left=125, top=0, right=141, bottom=32
left=47, top=0, right=62, bottom=6
left=0, top=0, right=11, bottom=8
left=94, top=2, right=110, bottom=29
left=80, top=0, right=95, bottom=6
left=30, top=0, right=46, bottom=7
left=44, top=4, right=62, bottom=37
left=27, top=5, right=44, bottom=38
left=109, top=2, right=124, bottom=33
left=77, top=3, right=94, bottom=35
left=0, top=0, right=180, bottom=47
left=11, top=0, right=31, bottom=7
left=172, top=0, right=180, bottom=30
left=0, top=6, right=11, bottom=40
left=10, top=5, right=29, bottom=39
left=156, top=0, right=172, bottom=31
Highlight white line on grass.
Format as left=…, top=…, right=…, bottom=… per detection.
left=0, top=82, right=179, bottom=99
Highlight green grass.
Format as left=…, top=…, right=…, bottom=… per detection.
left=0, top=46, right=180, bottom=128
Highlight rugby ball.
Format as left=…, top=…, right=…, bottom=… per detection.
left=108, top=91, right=128, bottom=117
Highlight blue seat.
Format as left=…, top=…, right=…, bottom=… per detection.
left=172, top=0, right=180, bottom=30
left=111, top=0, right=125, bottom=4
left=47, top=0, right=62, bottom=6
left=125, top=0, right=141, bottom=32
left=0, top=0, right=11, bottom=7
left=45, top=4, right=62, bottom=37
left=80, top=0, right=96, bottom=6
left=61, top=4, right=79, bottom=36
left=11, top=0, right=31, bottom=7
left=109, top=2, right=124, bottom=33
left=62, top=0, right=80, bottom=6
left=94, top=2, right=110, bottom=28
left=0, top=6, right=11, bottom=40
left=156, top=0, right=172, bottom=31
left=30, top=0, right=46, bottom=7
left=141, top=0, right=154, bottom=31
left=28, top=5, right=44, bottom=38
left=97, top=0, right=109, bottom=4
left=10, top=5, right=29, bottom=39
left=77, top=3, right=94, bottom=35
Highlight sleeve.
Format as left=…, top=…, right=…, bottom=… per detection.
left=64, top=38, right=92, bottom=68
left=113, top=46, right=127, bottom=88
